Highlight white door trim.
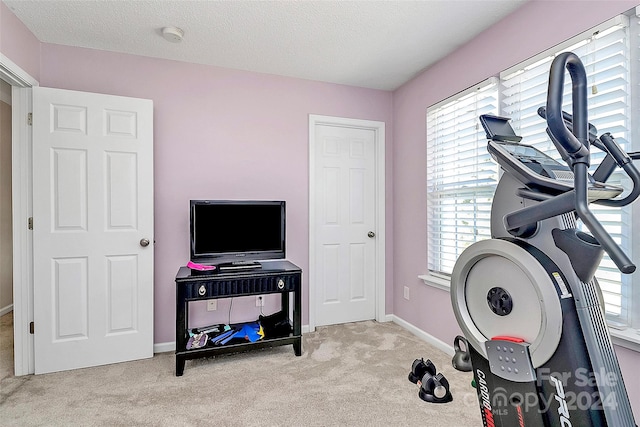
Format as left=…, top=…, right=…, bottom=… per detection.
left=0, top=53, right=38, bottom=87
left=0, top=53, right=38, bottom=375
left=308, top=114, right=385, bottom=333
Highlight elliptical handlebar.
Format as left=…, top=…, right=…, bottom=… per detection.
left=546, top=52, right=591, bottom=164
left=595, top=133, right=640, bottom=208
left=536, top=107, right=603, bottom=150
left=546, top=52, right=636, bottom=274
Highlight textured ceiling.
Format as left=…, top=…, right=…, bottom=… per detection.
left=3, top=0, right=528, bottom=90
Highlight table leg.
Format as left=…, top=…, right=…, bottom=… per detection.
left=293, top=278, right=302, bottom=356
left=176, top=356, right=185, bottom=376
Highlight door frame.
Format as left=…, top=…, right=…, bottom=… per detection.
left=308, top=114, right=386, bottom=333
left=1, top=53, right=38, bottom=376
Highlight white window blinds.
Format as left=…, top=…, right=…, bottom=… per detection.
left=427, top=80, right=499, bottom=276
left=501, top=18, right=630, bottom=161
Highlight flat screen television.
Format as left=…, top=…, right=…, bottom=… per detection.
left=190, top=200, right=286, bottom=265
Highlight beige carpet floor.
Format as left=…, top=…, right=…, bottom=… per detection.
left=0, top=313, right=481, bottom=426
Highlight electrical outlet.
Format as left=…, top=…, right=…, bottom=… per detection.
left=256, top=296, right=264, bottom=307
left=404, top=286, right=410, bottom=300
left=206, top=300, right=217, bottom=311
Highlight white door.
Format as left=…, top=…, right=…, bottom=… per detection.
left=312, top=122, right=377, bottom=327
left=32, top=87, right=154, bottom=374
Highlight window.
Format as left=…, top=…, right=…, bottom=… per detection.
left=426, top=80, right=499, bottom=279
left=425, top=13, right=640, bottom=338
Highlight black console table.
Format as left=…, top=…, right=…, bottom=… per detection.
left=175, top=260, right=302, bottom=376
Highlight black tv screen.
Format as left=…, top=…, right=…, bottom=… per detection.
left=190, top=200, right=285, bottom=265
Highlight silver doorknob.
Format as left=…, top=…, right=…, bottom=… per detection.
left=367, top=231, right=376, bottom=238
left=140, top=238, right=150, bottom=247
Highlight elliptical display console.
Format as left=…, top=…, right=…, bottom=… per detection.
left=451, top=52, right=639, bottom=426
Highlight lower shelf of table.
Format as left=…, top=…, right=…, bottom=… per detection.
left=175, top=334, right=302, bottom=376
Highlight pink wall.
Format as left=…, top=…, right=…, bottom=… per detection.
left=0, top=2, right=40, bottom=81
left=38, top=44, right=394, bottom=343
left=392, top=0, right=640, bottom=416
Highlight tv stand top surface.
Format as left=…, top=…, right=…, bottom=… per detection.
left=176, top=259, right=300, bottom=281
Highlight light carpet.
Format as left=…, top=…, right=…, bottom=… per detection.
left=0, top=313, right=482, bottom=426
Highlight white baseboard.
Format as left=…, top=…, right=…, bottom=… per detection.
left=0, top=304, right=13, bottom=317
left=154, top=341, right=175, bottom=354
left=391, top=315, right=454, bottom=356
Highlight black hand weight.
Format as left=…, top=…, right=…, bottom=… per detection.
left=408, top=358, right=437, bottom=384
left=418, top=371, right=453, bottom=403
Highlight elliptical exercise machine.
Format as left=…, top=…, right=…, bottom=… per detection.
left=451, top=52, right=639, bottom=426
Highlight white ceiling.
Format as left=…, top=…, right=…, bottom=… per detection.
left=3, top=0, right=528, bottom=91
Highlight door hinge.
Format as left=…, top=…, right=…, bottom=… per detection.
left=28, top=217, right=33, bottom=230
left=29, top=321, right=34, bottom=334
left=27, top=112, right=32, bottom=126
